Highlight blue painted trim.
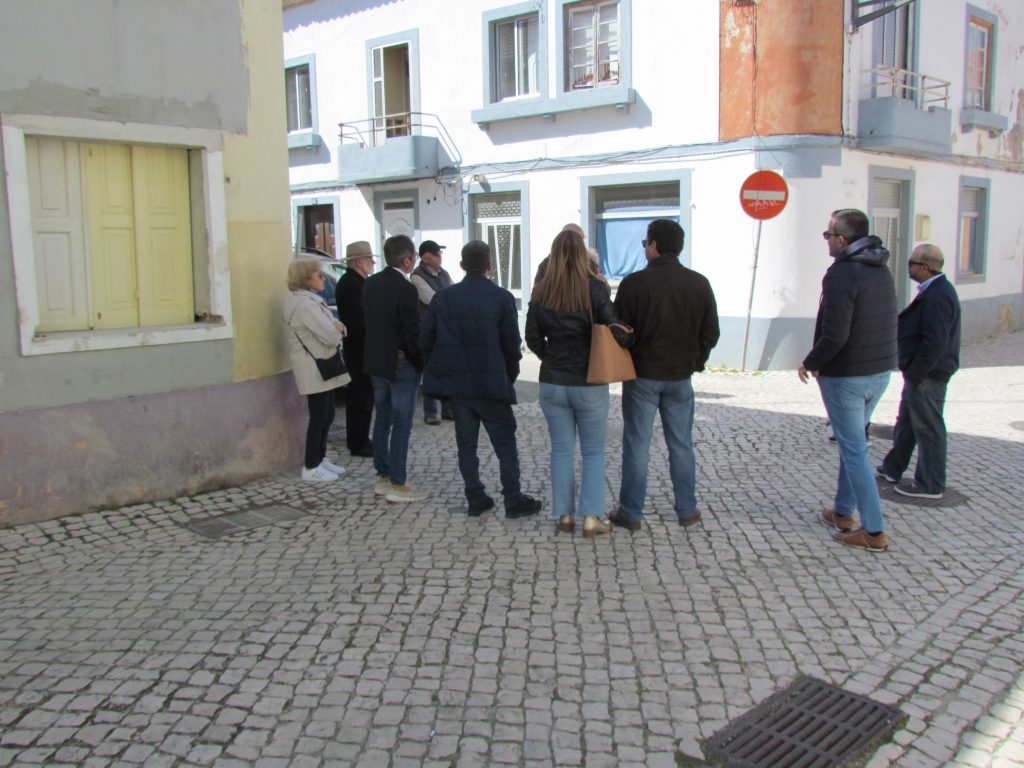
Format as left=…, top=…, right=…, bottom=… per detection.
left=472, top=85, right=635, bottom=126
left=285, top=53, right=319, bottom=144
left=955, top=175, right=990, bottom=283
left=959, top=107, right=1008, bottom=133
left=578, top=169, right=692, bottom=267
left=290, top=193, right=342, bottom=254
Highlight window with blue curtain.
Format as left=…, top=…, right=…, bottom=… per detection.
left=593, top=183, right=679, bottom=282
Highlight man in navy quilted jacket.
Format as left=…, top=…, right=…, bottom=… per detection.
left=420, top=241, right=542, bottom=520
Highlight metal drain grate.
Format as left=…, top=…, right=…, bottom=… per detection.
left=181, top=505, right=309, bottom=539
left=877, top=481, right=968, bottom=508
left=705, top=676, right=905, bottom=768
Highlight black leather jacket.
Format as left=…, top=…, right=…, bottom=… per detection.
left=525, top=278, right=631, bottom=386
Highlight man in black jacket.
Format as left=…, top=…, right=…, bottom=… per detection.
left=337, top=241, right=375, bottom=457
left=877, top=244, right=961, bottom=499
left=420, top=241, right=541, bottom=519
left=800, top=209, right=897, bottom=552
left=363, top=235, right=428, bottom=503
left=610, top=219, right=720, bottom=532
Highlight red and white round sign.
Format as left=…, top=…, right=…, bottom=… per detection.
left=739, top=170, right=789, bottom=220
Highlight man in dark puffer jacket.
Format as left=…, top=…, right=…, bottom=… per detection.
left=799, top=209, right=897, bottom=552
left=420, top=241, right=542, bottom=520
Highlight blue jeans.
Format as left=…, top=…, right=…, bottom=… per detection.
left=451, top=397, right=522, bottom=507
left=371, top=360, right=421, bottom=485
left=882, top=376, right=948, bottom=494
left=619, top=378, right=696, bottom=521
left=817, top=372, right=891, bottom=533
left=539, top=383, right=609, bottom=518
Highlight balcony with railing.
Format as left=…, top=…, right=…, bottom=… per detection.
left=337, top=112, right=461, bottom=185
left=857, top=66, right=952, bottom=156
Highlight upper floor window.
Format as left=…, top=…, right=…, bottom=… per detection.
left=965, top=15, right=993, bottom=111
left=565, top=0, right=619, bottom=91
left=494, top=14, right=539, bottom=101
left=285, top=63, right=312, bottom=133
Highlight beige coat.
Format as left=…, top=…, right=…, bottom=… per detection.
left=282, top=290, right=350, bottom=395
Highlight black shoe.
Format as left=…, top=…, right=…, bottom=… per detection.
left=349, top=444, right=374, bottom=458
left=467, top=495, right=495, bottom=517
left=894, top=481, right=943, bottom=499
left=505, top=494, right=542, bottom=519
left=875, top=465, right=898, bottom=483
left=609, top=509, right=642, bottom=531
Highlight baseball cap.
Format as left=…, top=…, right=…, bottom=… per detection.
left=418, top=240, right=446, bottom=256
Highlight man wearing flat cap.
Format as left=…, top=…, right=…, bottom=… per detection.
left=411, top=240, right=454, bottom=425
left=337, top=241, right=376, bottom=457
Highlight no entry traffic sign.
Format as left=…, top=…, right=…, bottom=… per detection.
left=740, top=170, right=789, bottom=220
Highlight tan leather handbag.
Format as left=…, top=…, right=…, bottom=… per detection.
left=586, top=323, right=636, bottom=384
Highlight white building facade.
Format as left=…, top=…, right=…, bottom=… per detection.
left=283, top=0, right=1023, bottom=370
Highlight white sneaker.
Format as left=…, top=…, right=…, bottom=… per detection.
left=385, top=484, right=429, bottom=503
left=374, top=476, right=392, bottom=496
left=301, top=465, right=338, bottom=482
left=320, top=459, right=346, bottom=475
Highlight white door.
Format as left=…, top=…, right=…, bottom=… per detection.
left=381, top=200, right=415, bottom=241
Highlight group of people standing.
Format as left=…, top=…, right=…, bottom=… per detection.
left=284, top=206, right=960, bottom=551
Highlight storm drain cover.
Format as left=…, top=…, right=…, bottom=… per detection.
left=704, top=676, right=905, bottom=768
left=180, top=505, right=309, bottom=539
left=877, top=481, right=967, bottom=508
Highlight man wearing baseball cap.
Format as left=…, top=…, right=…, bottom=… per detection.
left=411, top=240, right=454, bottom=425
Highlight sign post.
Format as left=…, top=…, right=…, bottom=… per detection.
left=738, top=170, right=789, bottom=371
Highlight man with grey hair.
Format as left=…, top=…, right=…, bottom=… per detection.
left=877, top=243, right=961, bottom=499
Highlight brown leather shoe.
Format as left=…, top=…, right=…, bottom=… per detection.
left=677, top=510, right=702, bottom=527
left=557, top=515, right=575, bottom=533
left=834, top=528, right=889, bottom=552
left=608, top=509, right=641, bottom=532
left=821, top=508, right=854, bottom=532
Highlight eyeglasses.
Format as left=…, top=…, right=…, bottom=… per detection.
left=907, top=260, right=926, bottom=267
left=641, top=239, right=648, bottom=247
left=822, top=231, right=838, bottom=240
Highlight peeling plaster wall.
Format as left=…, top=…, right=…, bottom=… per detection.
left=720, top=0, right=844, bottom=141
left=0, top=0, right=248, bottom=131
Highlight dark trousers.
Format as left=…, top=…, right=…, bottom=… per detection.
left=305, top=390, right=336, bottom=469
left=451, top=397, right=522, bottom=507
left=882, top=376, right=949, bottom=493
left=345, top=371, right=374, bottom=450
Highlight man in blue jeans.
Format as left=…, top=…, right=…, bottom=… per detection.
left=610, top=219, right=720, bottom=531
left=877, top=243, right=961, bottom=500
left=363, top=234, right=428, bottom=503
left=420, top=241, right=542, bottom=519
left=799, top=209, right=898, bottom=552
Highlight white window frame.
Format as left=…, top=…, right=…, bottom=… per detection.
left=285, top=63, right=312, bottom=133
left=965, top=15, right=993, bottom=111
left=2, top=114, right=233, bottom=356
left=955, top=176, right=989, bottom=282
left=493, top=13, right=539, bottom=102
left=565, top=0, right=620, bottom=91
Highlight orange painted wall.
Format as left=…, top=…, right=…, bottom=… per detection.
left=720, top=0, right=845, bottom=140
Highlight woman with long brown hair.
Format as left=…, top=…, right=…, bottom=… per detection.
left=525, top=230, right=632, bottom=537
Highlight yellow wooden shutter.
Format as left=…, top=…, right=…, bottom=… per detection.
left=26, top=137, right=90, bottom=332
left=82, top=142, right=139, bottom=329
left=132, top=146, right=194, bottom=326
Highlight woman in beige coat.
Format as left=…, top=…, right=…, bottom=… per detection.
left=283, top=259, right=351, bottom=481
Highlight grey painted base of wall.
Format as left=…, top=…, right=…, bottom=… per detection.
left=709, top=291, right=1023, bottom=371
left=0, top=374, right=306, bottom=527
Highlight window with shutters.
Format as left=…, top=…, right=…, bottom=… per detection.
left=957, top=178, right=989, bottom=280
left=3, top=115, right=232, bottom=355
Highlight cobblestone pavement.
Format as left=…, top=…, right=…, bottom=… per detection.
left=2, top=332, right=1023, bottom=768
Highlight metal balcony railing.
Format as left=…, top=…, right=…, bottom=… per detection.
left=339, top=111, right=462, bottom=167
left=862, top=66, right=950, bottom=110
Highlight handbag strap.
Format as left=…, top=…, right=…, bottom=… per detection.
left=294, top=332, right=319, bottom=361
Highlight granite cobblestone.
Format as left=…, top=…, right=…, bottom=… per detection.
left=2, top=332, right=1023, bottom=765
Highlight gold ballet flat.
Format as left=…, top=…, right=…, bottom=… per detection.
left=582, top=515, right=611, bottom=539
